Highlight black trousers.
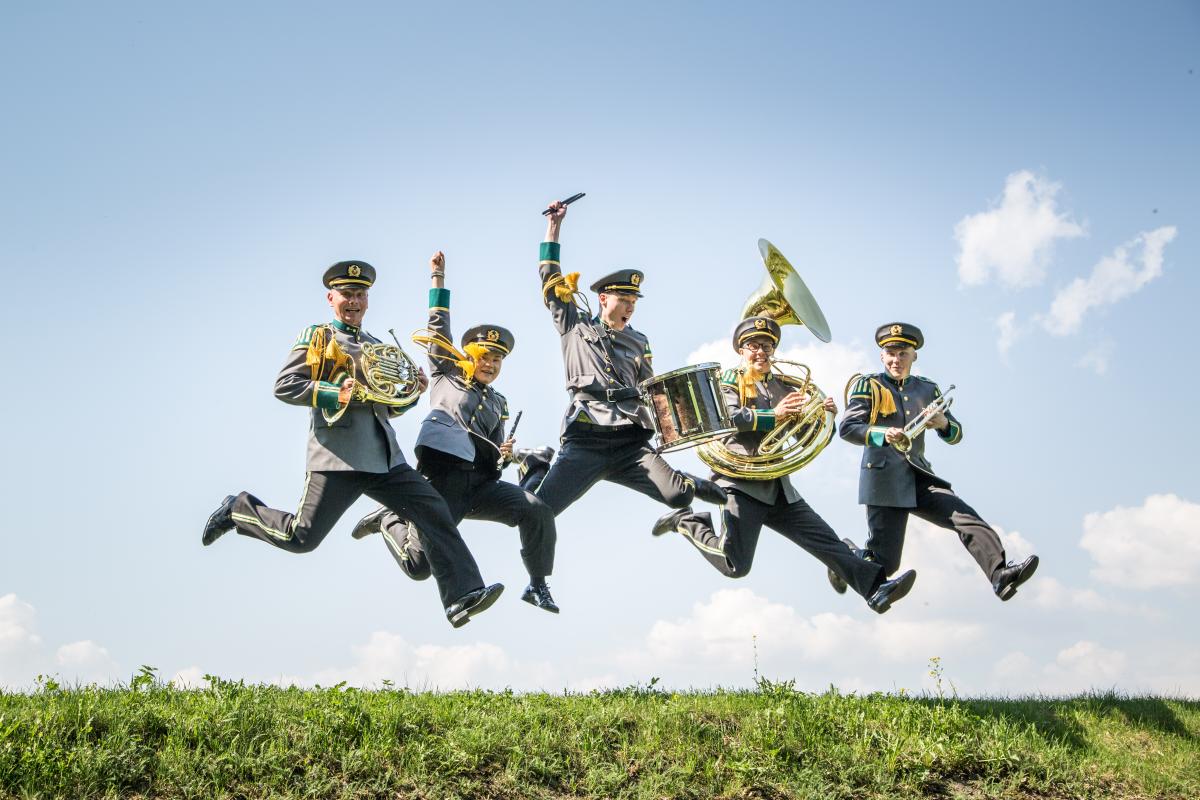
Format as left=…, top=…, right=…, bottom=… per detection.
left=865, top=471, right=1007, bottom=582
left=379, top=462, right=556, bottom=582
left=532, top=424, right=695, bottom=516
left=230, top=464, right=484, bottom=608
left=675, top=491, right=885, bottom=599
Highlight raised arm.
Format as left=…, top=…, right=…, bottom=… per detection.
left=539, top=200, right=580, bottom=334
left=425, top=250, right=459, bottom=376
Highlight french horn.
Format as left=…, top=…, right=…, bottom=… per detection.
left=323, top=332, right=423, bottom=424
left=696, top=239, right=836, bottom=480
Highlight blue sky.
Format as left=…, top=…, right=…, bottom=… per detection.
left=2, top=1, right=1197, bottom=695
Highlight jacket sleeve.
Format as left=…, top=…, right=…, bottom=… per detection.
left=274, top=325, right=344, bottom=412
left=839, top=375, right=885, bottom=447
left=539, top=241, right=580, bottom=336
left=426, top=287, right=462, bottom=378
left=935, top=385, right=963, bottom=445
left=720, top=370, right=776, bottom=433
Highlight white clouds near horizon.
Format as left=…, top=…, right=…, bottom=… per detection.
left=1080, top=493, right=1200, bottom=590
left=955, top=170, right=1085, bottom=290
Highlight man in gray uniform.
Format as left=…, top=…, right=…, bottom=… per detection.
left=201, top=260, right=504, bottom=628
left=650, top=317, right=917, bottom=614
left=836, top=322, right=1038, bottom=600
left=350, top=251, right=560, bottom=613
left=530, top=200, right=726, bottom=518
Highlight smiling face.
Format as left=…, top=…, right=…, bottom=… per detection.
left=881, top=344, right=917, bottom=380
left=328, top=286, right=368, bottom=327
left=472, top=350, right=505, bottom=385
left=598, top=292, right=638, bottom=330
left=739, top=336, right=776, bottom=375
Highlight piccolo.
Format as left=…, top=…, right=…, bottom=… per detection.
left=542, top=193, right=586, bottom=216
left=497, top=410, right=524, bottom=468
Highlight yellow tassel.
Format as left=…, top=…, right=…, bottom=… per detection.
left=867, top=378, right=897, bottom=425
left=453, top=342, right=491, bottom=384
left=736, top=368, right=759, bottom=406
left=306, top=326, right=327, bottom=380
left=542, top=271, right=581, bottom=302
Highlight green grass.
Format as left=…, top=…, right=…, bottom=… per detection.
left=1, top=672, right=1197, bottom=799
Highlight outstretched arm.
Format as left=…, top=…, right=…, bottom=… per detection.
left=539, top=200, right=580, bottom=335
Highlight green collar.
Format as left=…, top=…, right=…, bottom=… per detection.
left=332, top=319, right=360, bottom=335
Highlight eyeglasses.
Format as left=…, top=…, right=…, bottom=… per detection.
left=742, top=341, right=775, bottom=353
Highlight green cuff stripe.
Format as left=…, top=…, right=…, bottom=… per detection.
left=316, top=382, right=342, bottom=411
left=429, top=287, right=450, bottom=308
left=754, top=409, right=776, bottom=432
left=540, top=241, right=561, bottom=261
left=867, top=427, right=888, bottom=447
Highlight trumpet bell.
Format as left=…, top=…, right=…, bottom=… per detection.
left=742, top=239, right=832, bottom=343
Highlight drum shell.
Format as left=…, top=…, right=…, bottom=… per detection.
left=639, top=363, right=735, bottom=452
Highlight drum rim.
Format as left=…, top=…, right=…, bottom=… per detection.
left=658, top=423, right=738, bottom=453
left=638, top=361, right=722, bottom=390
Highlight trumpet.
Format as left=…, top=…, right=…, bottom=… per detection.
left=892, top=384, right=955, bottom=453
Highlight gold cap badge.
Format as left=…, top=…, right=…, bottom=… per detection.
left=890, top=324, right=902, bottom=336
left=755, top=319, right=767, bottom=329
left=487, top=329, right=500, bottom=342
left=631, top=273, right=642, bottom=286
left=348, top=264, right=362, bottom=277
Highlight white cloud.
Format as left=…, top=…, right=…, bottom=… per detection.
left=1076, top=341, right=1114, bottom=375
left=955, top=170, right=1085, bottom=289
left=0, top=594, right=43, bottom=687
left=1029, top=577, right=1107, bottom=611
left=995, top=311, right=1022, bottom=357
left=640, top=588, right=982, bottom=668
left=281, top=631, right=556, bottom=690
left=1042, top=226, right=1176, bottom=336
left=1044, top=641, right=1128, bottom=688
left=170, top=666, right=210, bottom=689
left=55, top=641, right=121, bottom=685
left=1080, top=494, right=1200, bottom=590
left=994, top=651, right=1034, bottom=680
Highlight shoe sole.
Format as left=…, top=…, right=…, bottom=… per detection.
left=997, top=556, right=1040, bottom=601
left=871, top=570, right=916, bottom=614
left=449, top=585, right=506, bottom=628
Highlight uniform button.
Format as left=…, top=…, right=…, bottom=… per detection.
left=903, top=396, right=909, bottom=401
left=477, top=404, right=483, bottom=410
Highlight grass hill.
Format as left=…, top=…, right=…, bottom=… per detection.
left=2, top=671, right=1197, bottom=799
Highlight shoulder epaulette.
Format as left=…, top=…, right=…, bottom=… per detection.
left=720, top=368, right=739, bottom=386
left=915, top=375, right=937, bottom=385
left=848, top=375, right=871, bottom=398
left=293, top=323, right=328, bottom=350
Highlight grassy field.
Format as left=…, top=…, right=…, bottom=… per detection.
left=1, top=670, right=1197, bottom=799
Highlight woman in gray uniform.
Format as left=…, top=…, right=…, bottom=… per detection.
left=351, top=252, right=559, bottom=613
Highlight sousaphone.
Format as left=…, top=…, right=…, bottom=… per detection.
left=696, top=239, right=836, bottom=479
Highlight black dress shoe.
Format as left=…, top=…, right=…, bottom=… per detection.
left=351, top=506, right=390, bottom=540
left=827, top=538, right=858, bottom=595
left=651, top=508, right=689, bottom=537
left=445, top=583, right=505, bottom=628
left=993, top=555, right=1039, bottom=601
left=686, top=474, right=728, bottom=505
left=202, top=495, right=236, bottom=546
left=521, top=582, right=560, bottom=614
left=867, top=569, right=916, bottom=614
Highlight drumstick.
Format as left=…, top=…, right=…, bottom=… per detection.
left=542, top=193, right=585, bottom=216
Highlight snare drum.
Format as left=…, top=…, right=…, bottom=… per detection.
left=639, top=362, right=735, bottom=452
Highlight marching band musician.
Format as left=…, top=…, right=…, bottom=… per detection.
left=834, top=323, right=1038, bottom=600
left=651, top=317, right=918, bottom=614
left=529, top=200, right=728, bottom=518
left=350, top=252, right=560, bottom=613
left=201, top=260, right=505, bottom=628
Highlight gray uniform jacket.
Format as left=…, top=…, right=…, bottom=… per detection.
left=276, top=321, right=408, bottom=473
left=838, top=372, right=962, bottom=508
left=413, top=289, right=510, bottom=470
left=711, top=367, right=817, bottom=506
left=538, top=242, right=655, bottom=434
